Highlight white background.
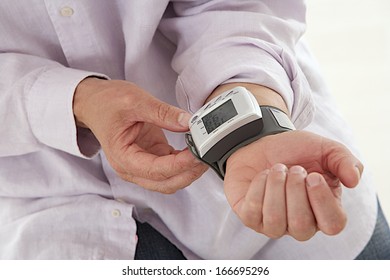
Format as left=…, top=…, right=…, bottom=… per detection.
left=0, top=260, right=388, bottom=279
left=305, top=0, right=390, bottom=220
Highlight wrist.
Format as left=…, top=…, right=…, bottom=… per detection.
left=187, top=86, right=294, bottom=179
left=73, top=77, right=107, bottom=128
left=207, top=82, right=289, bottom=117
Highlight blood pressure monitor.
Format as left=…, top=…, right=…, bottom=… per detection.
left=185, top=86, right=295, bottom=179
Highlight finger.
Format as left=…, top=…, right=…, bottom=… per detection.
left=117, top=146, right=204, bottom=181
left=322, top=140, right=364, bottom=188
left=286, top=166, right=317, bottom=241
left=262, top=163, right=288, bottom=238
left=236, top=169, right=269, bottom=231
left=148, top=143, right=175, bottom=156
left=118, top=163, right=208, bottom=193
left=306, top=172, right=347, bottom=235
left=136, top=94, right=191, bottom=132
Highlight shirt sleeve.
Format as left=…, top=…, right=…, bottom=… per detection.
left=159, top=0, right=314, bottom=129
left=0, top=53, right=106, bottom=158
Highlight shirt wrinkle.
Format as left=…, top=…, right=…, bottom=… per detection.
left=0, top=0, right=376, bottom=260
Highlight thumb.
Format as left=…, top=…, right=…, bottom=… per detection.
left=324, top=141, right=364, bottom=188
left=137, top=95, right=192, bottom=132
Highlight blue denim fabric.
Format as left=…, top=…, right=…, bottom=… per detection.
left=356, top=201, right=390, bottom=260
left=134, top=221, right=186, bottom=260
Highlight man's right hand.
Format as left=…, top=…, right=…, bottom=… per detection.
left=73, top=78, right=208, bottom=193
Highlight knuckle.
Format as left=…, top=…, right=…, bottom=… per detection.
left=240, top=208, right=260, bottom=229
left=143, top=160, right=170, bottom=181
left=263, top=214, right=287, bottom=238
left=117, top=171, right=136, bottom=184
left=121, top=90, right=135, bottom=106
left=265, top=213, right=285, bottom=227
left=146, top=169, right=169, bottom=181
left=185, top=172, right=201, bottom=184
left=156, top=102, right=172, bottom=122
left=157, top=186, right=178, bottom=194
left=291, top=230, right=317, bottom=242
left=322, top=217, right=347, bottom=235
left=173, top=157, right=188, bottom=171
left=264, top=228, right=285, bottom=239
left=177, top=170, right=203, bottom=188
left=155, top=180, right=188, bottom=194
left=288, top=216, right=317, bottom=241
left=241, top=218, right=256, bottom=230
left=240, top=217, right=260, bottom=232
left=289, top=215, right=315, bottom=233
left=120, top=166, right=166, bottom=184
left=154, top=172, right=199, bottom=194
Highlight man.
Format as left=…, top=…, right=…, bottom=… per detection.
left=0, top=0, right=387, bottom=259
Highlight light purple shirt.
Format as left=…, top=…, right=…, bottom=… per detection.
left=0, top=0, right=376, bottom=259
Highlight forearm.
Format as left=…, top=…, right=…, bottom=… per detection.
left=161, top=1, right=313, bottom=128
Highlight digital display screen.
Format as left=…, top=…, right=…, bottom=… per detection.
left=202, top=99, right=238, bottom=134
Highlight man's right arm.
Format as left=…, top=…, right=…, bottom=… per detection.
left=73, top=77, right=208, bottom=193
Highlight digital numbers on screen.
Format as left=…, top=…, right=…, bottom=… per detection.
left=202, top=99, right=238, bottom=134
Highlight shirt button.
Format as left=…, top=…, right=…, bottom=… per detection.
left=111, top=209, right=121, bottom=218
left=60, top=6, right=74, bottom=17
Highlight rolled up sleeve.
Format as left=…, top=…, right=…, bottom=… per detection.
left=160, top=0, right=314, bottom=129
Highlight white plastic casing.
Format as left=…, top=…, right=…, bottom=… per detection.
left=188, top=86, right=262, bottom=157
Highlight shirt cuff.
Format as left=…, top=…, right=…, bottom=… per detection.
left=175, top=38, right=315, bottom=129
left=26, top=67, right=108, bottom=158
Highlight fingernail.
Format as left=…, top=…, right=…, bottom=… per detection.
left=262, top=169, right=270, bottom=175
left=355, top=164, right=363, bottom=179
left=289, top=165, right=307, bottom=175
left=178, top=112, right=191, bottom=128
left=271, top=163, right=287, bottom=172
left=306, top=174, right=321, bottom=187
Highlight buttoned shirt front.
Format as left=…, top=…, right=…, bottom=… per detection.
left=0, top=0, right=377, bottom=259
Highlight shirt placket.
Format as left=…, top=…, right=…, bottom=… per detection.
left=42, top=0, right=138, bottom=258
left=43, top=0, right=104, bottom=72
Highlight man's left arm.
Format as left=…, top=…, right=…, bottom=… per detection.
left=159, top=0, right=364, bottom=240
left=160, top=0, right=314, bottom=128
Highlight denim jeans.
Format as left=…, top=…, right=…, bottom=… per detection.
left=134, top=201, right=390, bottom=260
left=355, top=200, right=390, bottom=260
left=134, top=221, right=186, bottom=260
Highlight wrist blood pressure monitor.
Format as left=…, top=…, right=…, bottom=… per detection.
left=185, top=86, right=295, bottom=179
